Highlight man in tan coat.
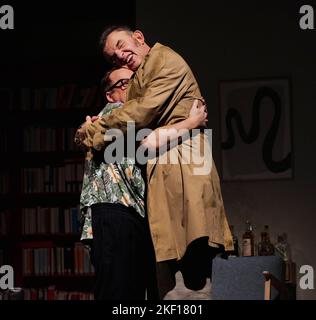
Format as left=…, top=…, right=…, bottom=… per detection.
left=76, top=25, right=233, bottom=297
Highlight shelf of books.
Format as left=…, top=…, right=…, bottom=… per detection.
left=0, top=84, right=103, bottom=300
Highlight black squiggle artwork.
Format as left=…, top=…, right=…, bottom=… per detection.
left=222, top=86, right=291, bottom=173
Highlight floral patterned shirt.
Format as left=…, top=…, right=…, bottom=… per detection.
left=79, top=103, right=145, bottom=243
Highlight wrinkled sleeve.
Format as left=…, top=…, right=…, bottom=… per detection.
left=83, top=49, right=187, bottom=150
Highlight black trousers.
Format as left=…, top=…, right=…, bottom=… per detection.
left=91, top=203, right=158, bottom=300
left=155, top=237, right=222, bottom=298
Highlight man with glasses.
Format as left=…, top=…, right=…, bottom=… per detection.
left=78, top=66, right=207, bottom=300
left=103, top=76, right=130, bottom=102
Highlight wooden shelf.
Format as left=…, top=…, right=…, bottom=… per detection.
left=0, top=194, right=13, bottom=209
left=22, top=151, right=83, bottom=167
left=18, top=193, right=81, bottom=207
left=21, top=234, right=81, bottom=243
left=0, top=236, right=15, bottom=247
left=0, top=193, right=80, bottom=209
left=2, top=108, right=100, bottom=127
left=3, top=152, right=84, bottom=167
left=23, top=275, right=95, bottom=291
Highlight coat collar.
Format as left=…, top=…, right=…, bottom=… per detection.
left=138, top=42, right=163, bottom=71
left=132, top=43, right=163, bottom=85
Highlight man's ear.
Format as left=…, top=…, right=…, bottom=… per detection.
left=132, top=30, right=145, bottom=45
left=106, top=92, right=114, bottom=103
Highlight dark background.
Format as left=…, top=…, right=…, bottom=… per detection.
left=0, top=0, right=316, bottom=300
left=1, top=1, right=136, bottom=84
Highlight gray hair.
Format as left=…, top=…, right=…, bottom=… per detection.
left=99, top=25, right=133, bottom=50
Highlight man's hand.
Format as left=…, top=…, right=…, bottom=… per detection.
left=74, top=115, right=99, bottom=149
left=85, top=115, right=100, bottom=123
left=188, top=98, right=208, bottom=128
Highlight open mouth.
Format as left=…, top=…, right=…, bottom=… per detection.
left=126, top=54, right=133, bottom=66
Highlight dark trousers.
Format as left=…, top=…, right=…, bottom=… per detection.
left=155, top=237, right=222, bottom=298
left=91, top=203, right=158, bottom=300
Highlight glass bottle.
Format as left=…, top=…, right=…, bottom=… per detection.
left=275, top=233, right=292, bottom=281
left=222, top=225, right=239, bottom=259
left=226, top=225, right=239, bottom=257
left=258, top=225, right=275, bottom=256
left=242, top=220, right=255, bottom=256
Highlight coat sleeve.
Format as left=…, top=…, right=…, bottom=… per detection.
left=83, top=48, right=188, bottom=150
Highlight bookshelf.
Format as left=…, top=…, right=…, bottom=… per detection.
left=0, top=0, right=137, bottom=300
left=0, top=82, right=103, bottom=300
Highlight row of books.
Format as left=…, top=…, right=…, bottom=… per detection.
left=0, top=288, right=94, bottom=300
left=0, top=211, right=8, bottom=236
left=22, top=206, right=81, bottom=235
left=1, top=85, right=103, bottom=111
left=25, top=288, right=94, bottom=300
left=22, top=242, right=94, bottom=276
left=23, top=127, right=79, bottom=152
left=20, top=85, right=102, bottom=110
left=22, top=163, right=84, bottom=193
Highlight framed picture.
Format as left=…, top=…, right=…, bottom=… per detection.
left=219, top=78, right=293, bottom=181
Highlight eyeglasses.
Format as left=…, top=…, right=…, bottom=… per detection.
left=105, top=78, right=130, bottom=92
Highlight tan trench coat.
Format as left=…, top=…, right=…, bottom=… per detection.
left=83, top=43, right=233, bottom=262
